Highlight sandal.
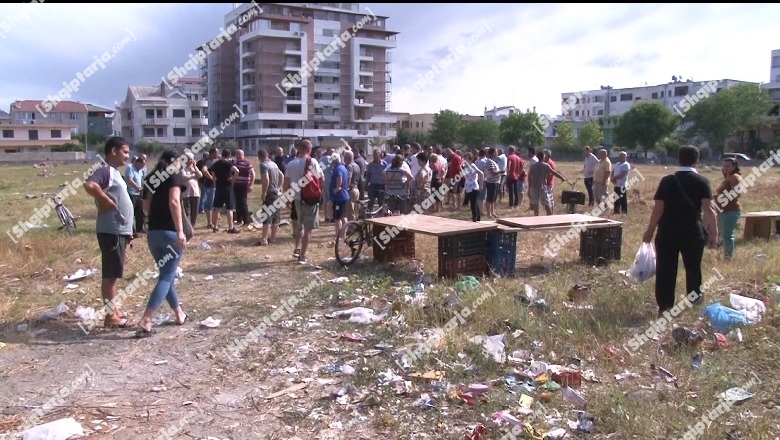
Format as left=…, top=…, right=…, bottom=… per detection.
left=135, top=328, right=155, bottom=338
left=104, top=318, right=130, bottom=329
left=176, top=313, right=188, bottom=326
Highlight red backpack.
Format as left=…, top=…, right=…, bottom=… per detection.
left=301, top=156, right=322, bottom=205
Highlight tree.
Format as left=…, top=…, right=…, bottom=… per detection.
left=134, top=140, right=166, bottom=155
left=613, top=102, right=679, bottom=157
left=553, top=122, right=575, bottom=153
left=458, top=118, right=499, bottom=148
left=215, top=140, right=237, bottom=152
left=578, top=119, right=604, bottom=148
left=498, top=111, right=545, bottom=150
left=681, top=83, right=772, bottom=155
left=428, top=110, right=461, bottom=148
left=59, top=142, right=84, bottom=152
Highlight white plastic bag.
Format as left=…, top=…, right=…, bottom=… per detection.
left=627, top=243, right=656, bottom=283
left=729, top=293, right=766, bottom=324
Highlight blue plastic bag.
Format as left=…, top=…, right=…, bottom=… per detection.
left=701, top=303, right=749, bottom=334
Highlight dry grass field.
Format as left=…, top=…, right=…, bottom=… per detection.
left=0, top=158, right=779, bottom=440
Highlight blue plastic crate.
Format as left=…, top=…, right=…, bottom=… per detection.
left=486, top=231, right=517, bottom=277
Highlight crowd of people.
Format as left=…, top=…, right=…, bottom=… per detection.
left=83, top=136, right=748, bottom=335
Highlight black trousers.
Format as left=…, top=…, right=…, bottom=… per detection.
left=234, top=186, right=251, bottom=224
left=129, top=194, right=146, bottom=235
left=584, top=177, right=594, bottom=206
left=655, top=233, right=705, bottom=312
left=613, top=186, right=627, bottom=214
left=466, top=190, right=480, bottom=221
left=507, top=178, right=519, bottom=206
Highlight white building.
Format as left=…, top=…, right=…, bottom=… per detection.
left=114, top=78, right=208, bottom=147
left=559, top=79, right=750, bottom=122
left=484, top=105, right=517, bottom=123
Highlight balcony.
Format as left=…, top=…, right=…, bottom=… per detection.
left=242, top=51, right=255, bottom=58
left=356, top=84, right=373, bottom=92
left=190, top=100, right=208, bottom=108
left=190, top=117, right=208, bottom=125
left=142, top=118, right=171, bottom=126
left=284, top=48, right=302, bottom=56
left=285, top=98, right=303, bottom=105
left=242, top=83, right=256, bottom=90
left=358, top=70, right=372, bottom=77
left=284, top=64, right=303, bottom=72
left=354, top=99, right=373, bottom=107
left=241, top=66, right=256, bottom=74
left=358, top=53, right=373, bottom=61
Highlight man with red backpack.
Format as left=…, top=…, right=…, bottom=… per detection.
left=284, top=139, right=324, bottom=265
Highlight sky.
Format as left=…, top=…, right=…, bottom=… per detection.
left=0, top=3, right=777, bottom=119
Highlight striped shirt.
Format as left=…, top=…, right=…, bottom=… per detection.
left=234, top=159, right=253, bottom=189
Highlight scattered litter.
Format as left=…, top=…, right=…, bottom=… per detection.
left=154, top=360, right=168, bottom=365
left=340, top=365, right=356, bottom=375
left=62, top=268, right=98, bottom=282
left=200, top=317, right=221, bottom=328
left=691, top=353, right=704, bottom=370
left=615, top=370, right=640, bottom=381
left=151, top=386, right=167, bottom=392
left=546, top=428, right=567, bottom=439
left=362, top=349, right=382, bottom=357
left=74, top=306, right=95, bottom=322
left=729, top=293, right=766, bottom=324
left=409, top=371, right=445, bottom=381
left=39, top=303, right=69, bottom=320
left=702, top=303, right=749, bottom=334
left=197, top=242, right=212, bottom=250
left=325, top=307, right=385, bottom=324
left=21, top=417, right=84, bottom=440
left=720, top=387, right=754, bottom=404
left=714, top=333, right=729, bottom=348
left=671, top=326, right=704, bottom=347
left=651, top=364, right=678, bottom=388
left=518, top=394, right=534, bottom=408
left=329, top=277, right=349, bottom=284
left=623, top=242, right=656, bottom=282
left=468, top=383, right=490, bottom=394
left=64, top=283, right=79, bottom=290
left=413, top=393, right=436, bottom=410
left=0, top=342, right=5, bottom=351
left=469, top=334, right=505, bottom=363
left=340, top=332, right=366, bottom=342
left=204, top=275, right=214, bottom=281
left=154, top=314, right=172, bottom=325
left=728, top=328, right=744, bottom=343
left=567, top=283, right=591, bottom=301
left=562, top=386, right=587, bottom=408
left=455, top=276, right=480, bottom=294
left=493, top=411, right=523, bottom=427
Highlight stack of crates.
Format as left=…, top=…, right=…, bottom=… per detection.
left=438, top=232, right=488, bottom=278
left=372, top=227, right=415, bottom=262
left=579, top=225, right=622, bottom=265
left=486, top=230, right=517, bottom=277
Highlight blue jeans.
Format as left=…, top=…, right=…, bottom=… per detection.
left=147, top=230, right=183, bottom=310
left=719, top=210, right=741, bottom=259
left=198, top=183, right=206, bottom=212
left=201, top=187, right=215, bottom=212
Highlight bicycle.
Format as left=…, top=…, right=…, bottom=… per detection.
left=54, top=195, right=77, bottom=235
left=335, top=191, right=405, bottom=267
left=560, top=177, right=585, bottom=214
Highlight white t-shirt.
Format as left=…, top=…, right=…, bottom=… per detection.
left=464, top=163, right=480, bottom=192
left=612, top=161, right=631, bottom=187
left=286, top=156, right=323, bottom=201
left=584, top=153, right=599, bottom=178
left=407, top=156, right=422, bottom=180
left=496, top=154, right=508, bottom=174
left=530, top=156, right=540, bottom=164
left=437, top=155, right=448, bottom=174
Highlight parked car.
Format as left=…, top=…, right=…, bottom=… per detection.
left=721, top=153, right=751, bottom=162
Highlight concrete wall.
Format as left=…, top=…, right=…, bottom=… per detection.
left=0, top=152, right=86, bottom=163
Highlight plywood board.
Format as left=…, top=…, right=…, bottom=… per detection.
left=742, top=211, right=780, bottom=218
left=497, top=214, right=610, bottom=229
left=513, top=220, right=623, bottom=232
left=367, top=214, right=497, bottom=237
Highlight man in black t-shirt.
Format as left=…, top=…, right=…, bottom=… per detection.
left=274, top=147, right=287, bottom=175
left=209, top=149, right=240, bottom=233
left=198, top=149, right=218, bottom=223
left=643, top=145, right=718, bottom=315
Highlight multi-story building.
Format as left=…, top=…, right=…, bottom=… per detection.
left=0, top=122, right=78, bottom=154
left=9, top=100, right=114, bottom=137
left=484, top=105, right=517, bottom=123
left=114, top=78, right=209, bottom=147
left=758, top=49, right=780, bottom=146
left=0, top=110, right=10, bottom=123
left=201, top=2, right=398, bottom=153
left=559, top=79, right=749, bottom=122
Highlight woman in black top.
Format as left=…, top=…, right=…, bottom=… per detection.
left=136, top=150, right=188, bottom=337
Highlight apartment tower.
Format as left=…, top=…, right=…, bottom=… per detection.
left=201, top=2, right=398, bottom=152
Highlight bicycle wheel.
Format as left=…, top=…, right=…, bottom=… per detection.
left=61, top=205, right=77, bottom=235
left=335, top=221, right=365, bottom=267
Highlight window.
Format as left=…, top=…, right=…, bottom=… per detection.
left=269, top=123, right=278, bottom=128
left=287, top=104, right=302, bottom=114
left=192, top=110, right=200, bottom=118
left=610, top=96, right=617, bottom=102
left=157, top=128, right=164, bottom=137
left=575, top=111, right=580, bottom=117
left=2, top=130, right=13, bottom=138
left=70, top=113, right=78, bottom=120
left=192, top=128, right=201, bottom=136
left=173, top=109, right=186, bottom=118
left=28, top=130, right=38, bottom=140
left=620, top=93, right=633, bottom=101
left=597, top=109, right=604, bottom=116
left=322, top=29, right=337, bottom=37
left=674, top=86, right=689, bottom=96
left=51, top=129, right=62, bottom=138
left=172, top=128, right=185, bottom=136
left=144, top=128, right=155, bottom=137
left=635, top=97, right=641, bottom=101
left=287, top=122, right=295, bottom=129
left=146, top=109, right=154, bottom=118
left=156, top=109, right=163, bottom=118
left=314, top=93, right=324, bottom=99
left=594, top=96, right=603, bottom=103
left=651, top=92, right=658, bottom=99
left=314, top=108, right=323, bottom=115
